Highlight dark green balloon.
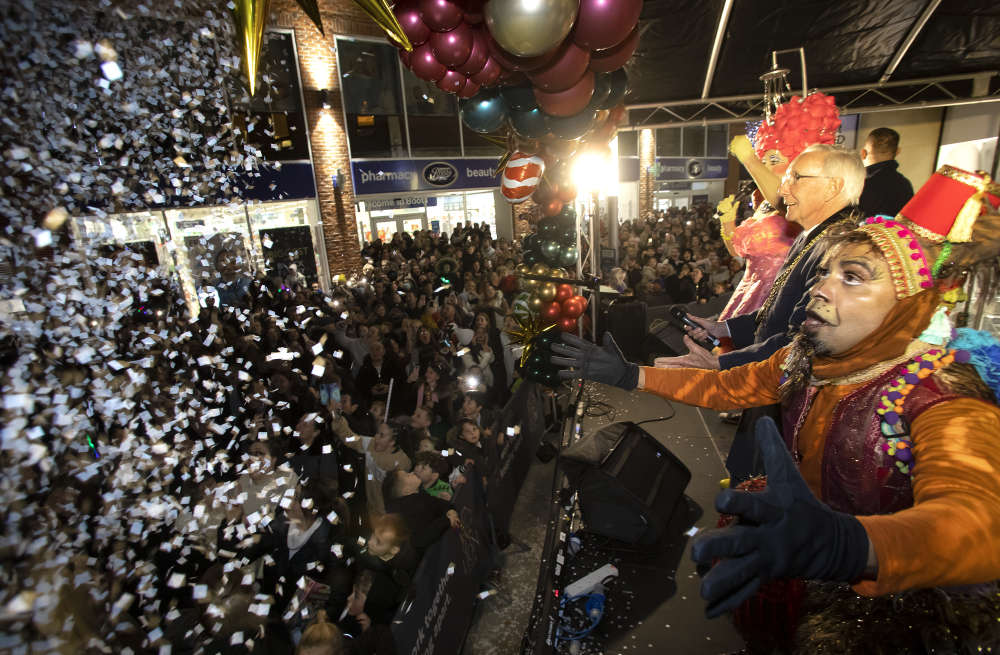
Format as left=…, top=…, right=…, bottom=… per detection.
left=538, top=219, right=559, bottom=237
left=603, top=68, right=629, bottom=110
left=541, top=239, right=561, bottom=262
left=560, top=244, right=578, bottom=267
left=546, top=108, right=597, bottom=141
left=509, top=107, right=548, bottom=139
left=523, top=249, right=539, bottom=265
left=460, top=89, right=508, bottom=134
left=589, top=73, right=612, bottom=111
left=559, top=227, right=577, bottom=244
left=500, top=83, right=538, bottom=112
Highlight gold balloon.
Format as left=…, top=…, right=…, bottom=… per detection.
left=484, top=0, right=578, bottom=57
left=294, top=0, right=324, bottom=34
left=538, top=282, right=558, bottom=302
left=528, top=295, right=545, bottom=312
left=351, top=0, right=414, bottom=51
left=531, top=262, right=550, bottom=277
left=231, top=0, right=270, bottom=97
left=550, top=268, right=567, bottom=279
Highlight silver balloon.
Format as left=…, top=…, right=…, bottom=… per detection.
left=484, top=0, right=579, bottom=58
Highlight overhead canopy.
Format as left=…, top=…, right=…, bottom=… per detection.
left=626, top=0, right=1000, bottom=119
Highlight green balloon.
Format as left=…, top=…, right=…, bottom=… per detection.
left=541, top=239, right=561, bottom=262
left=560, top=244, right=578, bottom=267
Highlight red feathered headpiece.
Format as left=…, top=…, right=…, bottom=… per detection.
left=753, top=93, right=841, bottom=162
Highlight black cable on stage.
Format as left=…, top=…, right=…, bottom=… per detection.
left=633, top=399, right=677, bottom=426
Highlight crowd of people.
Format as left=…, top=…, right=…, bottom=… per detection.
left=609, top=203, right=745, bottom=306
left=1, top=222, right=537, bottom=655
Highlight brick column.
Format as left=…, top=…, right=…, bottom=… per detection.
left=638, top=128, right=655, bottom=218
left=272, top=0, right=387, bottom=275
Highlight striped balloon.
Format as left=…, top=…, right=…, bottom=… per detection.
left=501, top=151, right=545, bottom=203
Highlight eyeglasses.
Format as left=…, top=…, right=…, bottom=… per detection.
left=781, top=171, right=836, bottom=185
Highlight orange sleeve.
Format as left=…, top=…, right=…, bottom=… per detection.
left=639, top=346, right=787, bottom=411
left=853, top=398, right=1000, bottom=596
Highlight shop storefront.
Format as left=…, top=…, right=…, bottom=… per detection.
left=73, top=198, right=328, bottom=314
left=350, top=157, right=508, bottom=245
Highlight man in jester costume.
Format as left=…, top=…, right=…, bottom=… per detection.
left=551, top=166, right=1000, bottom=651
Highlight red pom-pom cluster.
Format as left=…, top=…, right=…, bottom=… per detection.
left=754, top=93, right=841, bottom=162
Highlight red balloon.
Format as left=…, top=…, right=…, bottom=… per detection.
left=436, top=69, right=467, bottom=93
left=457, top=27, right=489, bottom=75
left=399, top=49, right=413, bottom=68
left=457, top=77, right=481, bottom=98
left=430, top=22, right=474, bottom=67
left=541, top=198, right=564, bottom=216
left=534, top=71, right=595, bottom=117
left=410, top=43, right=448, bottom=81
left=589, top=26, right=639, bottom=73
left=531, top=180, right=558, bottom=204
left=562, top=295, right=587, bottom=318
left=394, top=0, right=431, bottom=47
left=470, top=57, right=501, bottom=86
left=559, top=316, right=578, bottom=332
left=555, top=283, right=573, bottom=303
left=557, top=183, right=577, bottom=202
left=541, top=301, right=562, bottom=323
left=487, top=35, right=558, bottom=72
left=419, top=0, right=463, bottom=31
left=573, top=0, right=642, bottom=50
left=528, top=42, right=591, bottom=92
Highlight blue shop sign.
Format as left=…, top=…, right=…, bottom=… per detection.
left=351, top=158, right=502, bottom=196
left=654, top=157, right=729, bottom=180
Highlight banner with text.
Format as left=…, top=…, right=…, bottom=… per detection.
left=352, top=158, right=502, bottom=196
left=487, top=382, right=546, bottom=539
left=391, top=471, right=491, bottom=655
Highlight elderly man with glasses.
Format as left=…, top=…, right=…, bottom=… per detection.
left=656, top=144, right=866, bottom=481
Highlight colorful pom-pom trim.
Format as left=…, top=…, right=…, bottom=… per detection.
left=875, top=347, right=971, bottom=475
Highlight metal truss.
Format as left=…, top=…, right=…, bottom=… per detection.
left=620, top=71, right=1000, bottom=131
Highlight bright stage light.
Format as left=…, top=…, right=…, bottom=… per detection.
left=571, top=137, right=619, bottom=198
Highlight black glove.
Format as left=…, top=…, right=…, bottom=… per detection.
left=691, top=417, right=869, bottom=618
left=549, top=332, right=639, bottom=391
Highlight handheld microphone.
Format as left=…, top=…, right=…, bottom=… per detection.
left=669, top=307, right=721, bottom=348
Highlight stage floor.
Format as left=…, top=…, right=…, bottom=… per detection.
left=466, top=383, right=746, bottom=655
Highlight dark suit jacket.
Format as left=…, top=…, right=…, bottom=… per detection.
left=859, top=160, right=914, bottom=219
left=719, top=209, right=858, bottom=369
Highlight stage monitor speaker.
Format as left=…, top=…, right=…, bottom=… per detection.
left=562, top=422, right=691, bottom=546
left=605, top=300, right=647, bottom=361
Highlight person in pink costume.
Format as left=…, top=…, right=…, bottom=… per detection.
left=717, top=93, right=841, bottom=321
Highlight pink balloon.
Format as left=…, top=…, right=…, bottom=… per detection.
left=419, top=0, right=463, bottom=32
left=437, top=69, right=467, bottom=93
left=410, top=43, right=448, bottom=81
left=588, top=26, right=639, bottom=73
left=457, top=27, right=489, bottom=75
left=393, top=0, right=431, bottom=47
left=487, top=35, right=558, bottom=72
left=529, top=41, right=591, bottom=92
left=573, top=0, right=642, bottom=50
left=471, top=56, right=501, bottom=86
left=430, top=22, right=473, bottom=67
left=534, top=71, right=595, bottom=117
left=458, top=77, right=481, bottom=98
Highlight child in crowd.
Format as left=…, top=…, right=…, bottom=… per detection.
left=346, top=422, right=411, bottom=516
left=412, top=451, right=453, bottom=501
left=382, top=469, right=459, bottom=553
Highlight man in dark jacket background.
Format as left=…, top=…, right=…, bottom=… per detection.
left=858, top=127, right=914, bottom=218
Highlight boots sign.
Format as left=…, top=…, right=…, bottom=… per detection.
left=351, top=158, right=502, bottom=196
